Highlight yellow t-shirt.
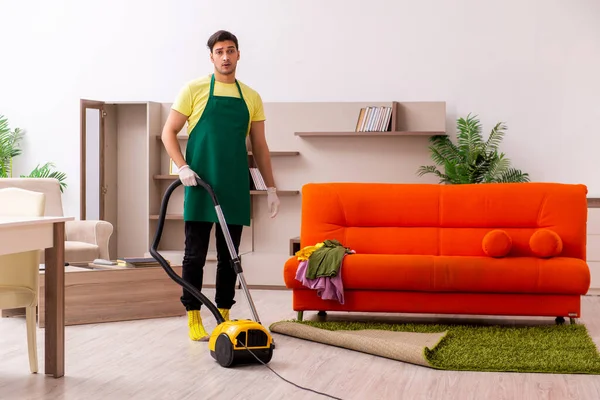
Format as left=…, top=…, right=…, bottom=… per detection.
left=171, top=74, right=266, bottom=135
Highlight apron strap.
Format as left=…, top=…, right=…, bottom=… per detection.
left=209, top=74, right=215, bottom=97
left=234, top=80, right=244, bottom=100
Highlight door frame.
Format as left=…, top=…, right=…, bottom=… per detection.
left=80, top=99, right=106, bottom=220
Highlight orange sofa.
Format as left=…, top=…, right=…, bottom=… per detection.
left=283, top=182, right=591, bottom=324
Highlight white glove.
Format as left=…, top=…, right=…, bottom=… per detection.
left=267, top=187, right=280, bottom=218
left=178, top=165, right=198, bottom=186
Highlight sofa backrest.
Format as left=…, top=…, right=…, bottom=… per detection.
left=300, top=182, right=588, bottom=260
left=0, top=178, right=64, bottom=217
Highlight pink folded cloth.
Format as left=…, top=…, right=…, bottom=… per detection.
left=295, top=255, right=348, bottom=304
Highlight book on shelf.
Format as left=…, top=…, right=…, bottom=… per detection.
left=169, top=159, right=180, bottom=175
left=355, top=106, right=393, bottom=132
left=249, top=167, right=267, bottom=190
left=116, top=257, right=167, bottom=268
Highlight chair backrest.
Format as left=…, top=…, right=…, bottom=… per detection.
left=0, top=178, right=63, bottom=216
left=0, top=187, right=46, bottom=217
left=0, top=187, right=46, bottom=293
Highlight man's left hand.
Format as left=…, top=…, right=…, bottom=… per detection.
left=267, top=188, right=280, bottom=218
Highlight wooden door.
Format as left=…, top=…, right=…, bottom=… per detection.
left=80, top=99, right=105, bottom=221
left=102, top=104, right=118, bottom=259
left=80, top=99, right=118, bottom=259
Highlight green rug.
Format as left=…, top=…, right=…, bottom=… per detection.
left=269, top=320, right=600, bottom=374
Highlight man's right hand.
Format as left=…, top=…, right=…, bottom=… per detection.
left=179, top=165, right=199, bottom=186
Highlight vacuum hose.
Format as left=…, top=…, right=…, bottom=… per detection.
left=149, top=177, right=226, bottom=325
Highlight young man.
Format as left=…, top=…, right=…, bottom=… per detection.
left=161, top=30, right=280, bottom=341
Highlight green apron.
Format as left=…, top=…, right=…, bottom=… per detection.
left=183, top=74, right=251, bottom=227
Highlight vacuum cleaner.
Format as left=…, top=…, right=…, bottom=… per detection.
left=149, top=176, right=275, bottom=368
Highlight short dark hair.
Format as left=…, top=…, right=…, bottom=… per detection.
left=207, top=30, right=239, bottom=52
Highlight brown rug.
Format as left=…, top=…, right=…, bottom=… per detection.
left=269, top=321, right=447, bottom=367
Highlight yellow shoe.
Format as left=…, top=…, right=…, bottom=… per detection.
left=218, top=308, right=230, bottom=321
left=187, top=310, right=209, bottom=341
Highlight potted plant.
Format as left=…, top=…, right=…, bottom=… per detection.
left=417, top=113, right=529, bottom=184
left=0, top=114, right=68, bottom=192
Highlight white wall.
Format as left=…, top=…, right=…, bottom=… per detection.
left=1, top=0, right=599, bottom=219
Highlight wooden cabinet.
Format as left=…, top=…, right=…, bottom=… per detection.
left=81, top=99, right=446, bottom=287
left=587, top=206, right=600, bottom=293
left=80, top=100, right=301, bottom=286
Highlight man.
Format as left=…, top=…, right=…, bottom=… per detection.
left=161, top=30, right=280, bottom=341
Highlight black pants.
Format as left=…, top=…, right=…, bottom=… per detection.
left=180, top=220, right=243, bottom=311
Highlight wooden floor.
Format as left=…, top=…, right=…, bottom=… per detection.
left=1, top=289, right=600, bottom=400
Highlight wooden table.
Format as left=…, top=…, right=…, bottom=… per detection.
left=0, top=215, right=73, bottom=378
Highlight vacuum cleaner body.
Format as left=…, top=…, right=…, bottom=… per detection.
left=209, top=319, right=274, bottom=367
left=150, top=176, right=275, bottom=368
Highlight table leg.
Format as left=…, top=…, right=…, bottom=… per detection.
left=44, top=222, right=65, bottom=378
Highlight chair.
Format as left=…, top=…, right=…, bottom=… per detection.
left=0, top=178, right=113, bottom=263
left=0, top=187, right=46, bottom=373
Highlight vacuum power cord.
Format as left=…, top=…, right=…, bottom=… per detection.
left=238, top=338, right=343, bottom=400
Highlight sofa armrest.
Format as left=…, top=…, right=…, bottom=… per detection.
left=65, top=220, right=114, bottom=260
left=283, top=256, right=302, bottom=289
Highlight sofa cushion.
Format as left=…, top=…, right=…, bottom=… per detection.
left=482, top=230, right=512, bottom=257
left=299, top=182, right=588, bottom=260
left=65, top=241, right=100, bottom=263
left=284, top=254, right=589, bottom=295
left=530, top=229, right=563, bottom=258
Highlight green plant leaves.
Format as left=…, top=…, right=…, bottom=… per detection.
left=417, top=113, right=529, bottom=184
left=0, top=114, right=68, bottom=191
left=0, top=115, right=25, bottom=178
left=20, top=162, right=68, bottom=193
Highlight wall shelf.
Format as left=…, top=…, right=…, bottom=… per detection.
left=249, top=151, right=300, bottom=156
left=250, top=190, right=299, bottom=195
left=154, top=148, right=299, bottom=155
left=149, top=214, right=183, bottom=220
left=147, top=188, right=298, bottom=195
left=295, top=131, right=445, bottom=137
left=152, top=175, right=299, bottom=196
left=588, top=198, right=600, bottom=208
left=157, top=136, right=306, bottom=145
left=155, top=134, right=187, bottom=141
left=292, top=101, right=446, bottom=138
left=148, top=190, right=298, bottom=221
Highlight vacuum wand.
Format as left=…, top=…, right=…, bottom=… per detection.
left=149, top=176, right=262, bottom=325
left=213, top=202, right=262, bottom=324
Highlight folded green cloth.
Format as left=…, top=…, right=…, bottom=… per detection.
left=306, top=239, right=353, bottom=279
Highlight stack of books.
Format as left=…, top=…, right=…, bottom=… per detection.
left=116, top=257, right=168, bottom=268
left=249, top=167, right=268, bottom=190
left=355, top=106, right=393, bottom=132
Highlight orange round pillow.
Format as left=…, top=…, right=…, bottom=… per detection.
left=482, top=230, right=512, bottom=257
left=530, top=229, right=563, bottom=258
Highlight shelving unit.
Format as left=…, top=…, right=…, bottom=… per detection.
left=289, top=236, right=301, bottom=256
left=145, top=103, right=301, bottom=282
left=262, top=100, right=447, bottom=287
left=80, top=99, right=301, bottom=287
left=81, top=98, right=445, bottom=288
left=293, top=101, right=446, bottom=138
left=81, top=101, right=156, bottom=260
